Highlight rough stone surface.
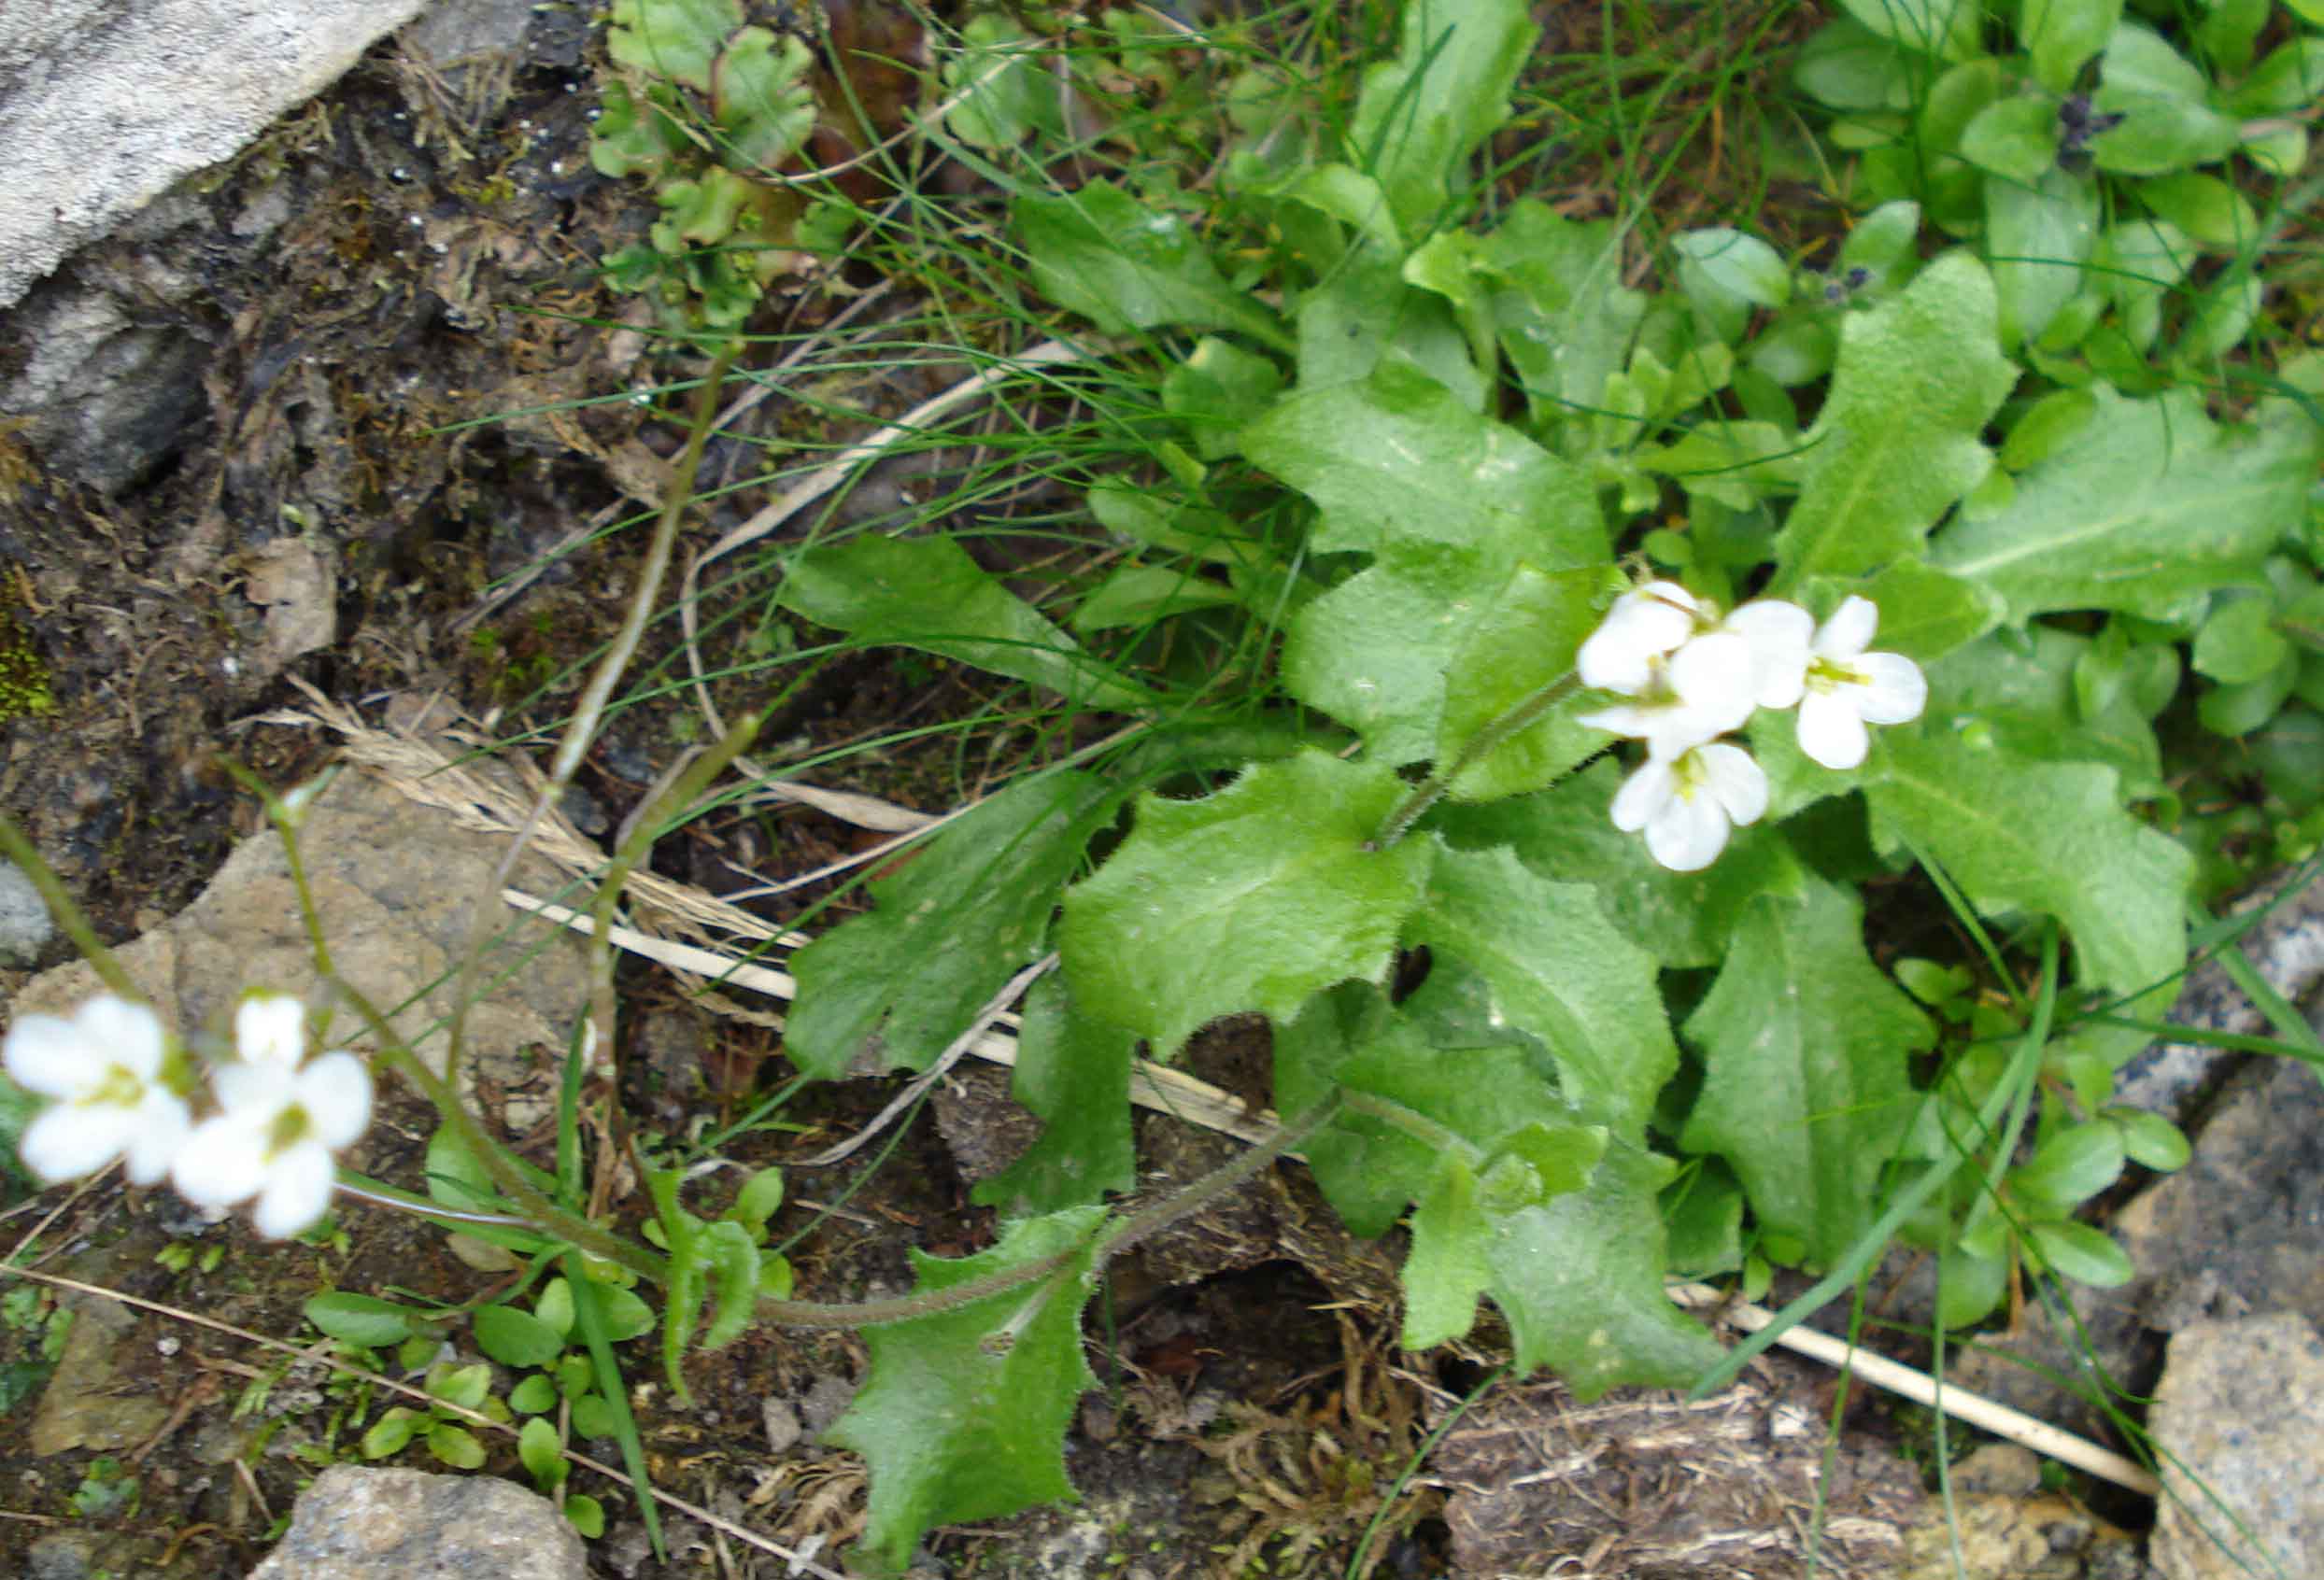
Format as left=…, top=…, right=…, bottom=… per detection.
left=245, top=1465, right=586, bottom=1580
left=0, top=0, right=430, bottom=312
left=0, top=858, right=55, bottom=966
left=9, top=759, right=592, bottom=1129
left=27, top=1282, right=169, bottom=1456
left=2149, top=1313, right=2324, bottom=1580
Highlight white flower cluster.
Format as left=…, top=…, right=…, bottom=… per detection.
left=1576, top=582, right=1925, bottom=872
left=4, top=992, right=371, bottom=1238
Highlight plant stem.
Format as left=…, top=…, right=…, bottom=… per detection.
left=0, top=811, right=138, bottom=999
left=1371, top=670, right=1580, bottom=850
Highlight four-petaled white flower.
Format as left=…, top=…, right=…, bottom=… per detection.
left=1576, top=629, right=1758, bottom=756
left=3, top=995, right=191, bottom=1185
left=1576, top=581, right=1705, bottom=695
left=1611, top=742, right=1770, bottom=873
left=1795, top=596, right=1928, bottom=770
left=172, top=1049, right=371, bottom=1238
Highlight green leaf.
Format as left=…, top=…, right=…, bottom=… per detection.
left=2135, top=172, right=2257, bottom=249
left=1987, top=165, right=2100, bottom=347
left=2228, top=38, right=2324, bottom=118
left=1431, top=759, right=1807, bottom=968
left=1438, top=564, right=1609, bottom=802
left=428, top=1361, right=494, bottom=1413
left=1346, top=0, right=1538, bottom=235
left=609, top=0, right=742, bottom=92
left=509, top=1374, right=559, bottom=1415
left=699, top=1219, right=762, bottom=1351
left=361, top=1406, right=424, bottom=1460
left=1838, top=0, right=1985, bottom=61
left=2022, top=0, right=2122, bottom=93
left=1059, top=752, right=1436, bottom=1057
left=475, top=1306, right=567, bottom=1369
left=571, top=1394, right=621, bottom=1439
left=518, top=1417, right=566, bottom=1489
left=1013, top=183, right=1288, bottom=347
left=1484, top=1144, right=1726, bottom=1397
left=2192, top=598, right=2289, bottom=684
left=713, top=28, right=815, bottom=170
left=1679, top=881, right=1933, bottom=1264
left=826, top=1208, right=1107, bottom=1577
left=971, top=977, right=1137, bottom=1216
left=305, top=1292, right=420, bottom=1348
left=775, top=534, right=1151, bottom=712
left=1403, top=1154, right=1495, bottom=1349
left=534, top=1278, right=575, bottom=1337
left=2009, top=1122, right=2125, bottom=1209
left=1934, top=386, right=2317, bottom=620
left=595, top=1286, right=657, bottom=1343
left=565, top=1495, right=606, bottom=1539
left=1865, top=727, right=2192, bottom=999
left=2025, top=1219, right=2133, bottom=1286
left=1161, top=336, right=1284, bottom=460
left=1959, top=97, right=2062, bottom=183
left=1410, top=846, right=1677, bottom=1134
left=1243, top=364, right=1604, bottom=566
left=1671, top=228, right=1792, bottom=343
left=1938, top=1246, right=2010, bottom=1328
left=1483, top=205, right=1647, bottom=430
left=2089, top=92, right=2240, bottom=176
left=1773, top=253, right=2016, bottom=585
left=2104, top=1106, right=2189, bottom=1171
left=786, top=771, right=1115, bottom=1079
left=429, top=1422, right=489, bottom=1471
left=1069, top=565, right=1241, bottom=633
left=942, top=16, right=1060, bottom=149
left=730, top=1169, right=786, bottom=1236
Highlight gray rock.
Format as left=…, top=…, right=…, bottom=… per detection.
left=0, top=858, right=55, bottom=966
left=1, top=281, right=213, bottom=495
left=28, top=1285, right=170, bottom=1456
left=2149, top=1313, right=2324, bottom=1580
left=0, top=0, right=430, bottom=312
left=21, top=1531, right=100, bottom=1580
left=246, top=1465, right=586, bottom=1580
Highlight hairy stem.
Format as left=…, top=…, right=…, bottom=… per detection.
left=1371, top=670, right=1580, bottom=850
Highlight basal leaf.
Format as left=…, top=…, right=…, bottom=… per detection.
left=1481, top=204, right=1647, bottom=430
left=1013, top=183, right=1289, bottom=348
left=827, top=1208, right=1106, bottom=1576
left=1438, top=563, right=1610, bottom=801
left=1837, top=0, right=1984, bottom=61
left=713, top=27, right=815, bottom=171
left=1281, top=553, right=1491, bottom=765
left=2022, top=0, right=2123, bottom=94
left=1346, top=0, right=1538, bottom=235
left=1866, top=727, right=2193, bottom=999
left=971, top=977, right=1137, bottom=1217
left=1820, top=559, right=2005, bottom=664
left=1404, top=1154, right=1494, bottom=1349
left=1430, top=758, right=1807, bottom=969
left=1485, top=1144, right=1726, bottom=1399
left=1679, top=880, right=1932, bottom=1265
left=1242, top=363, right=1604, bottom=566
left=609, top=0, right=743, bottom=92
left=1059, top=752, right=1436, bottom=1057
left=787, top=772, right=1115, bottom=1079
left=777, top=534, right=1152, bottom=712
left=1773, top=253, right=2016, bottom=585
left=1409, top=845, right=1677, bottom=1135
left=1986, top=165, right=2100, bottom=347
left=1933, top=386, right=2317, bottom=620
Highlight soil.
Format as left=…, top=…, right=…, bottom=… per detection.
left=0, top=7, right=2189, bottom=1580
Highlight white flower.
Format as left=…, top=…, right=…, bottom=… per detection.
left=1795, top=596, right=1927, bottom=770
left=172, top=1051, right=371, bottom=1237
left=3, top=995, right=191, bottom=1185
left=1578, top=630, right=1758, bottom=755
left=234, top=994, right=307, bottom=1069
left=1611, top=741, right=1769, bottom=872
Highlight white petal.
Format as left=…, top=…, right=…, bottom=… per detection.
left=3, top=1014, right=97, bottom=1098
left=211, top=1061, right=297, bottom=1121
left=250, top=1143, right=336, bottom=1238
left=120, top=1091, right=191, bottom=1185
left=1723, top=600, right=1813, bottom=709
left=1812, top=595, right=1880, bottom=661
left=1666, top=634, right=1758, bottom=735
left=171, top=1115, right=271, bottom=1206
left=235, top=995, right=307, bottom=1069
left=1577, top=702, right=1659, bottom=740
left=1696, top=743, right=1768, bottom=826
left=1645, top=789, right=1730, bottom=872
left=20, top=1103, right=136, bottom=1182
left=1610, top=758, right=1677, bottom=833
left=1852, top=652, right=1928, bottom=726
left=298, top=1052, right=373, bottom=1150
left=1798, top=690, right=1871, bottom=770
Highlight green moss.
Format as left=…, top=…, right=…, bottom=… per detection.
left=0, top=608, right=52, bottom=723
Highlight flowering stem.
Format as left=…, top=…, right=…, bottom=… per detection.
left=1370, top=670, right=1580, bottom=851
left=0, top=812, right=138, bottom=1000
